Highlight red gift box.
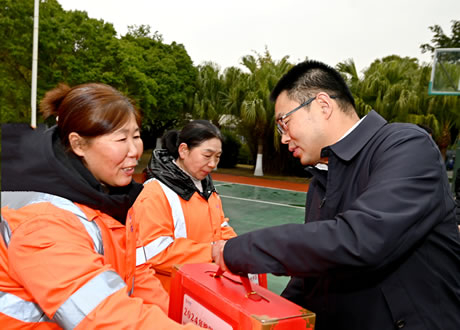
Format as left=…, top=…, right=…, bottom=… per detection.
left=169, top=263, right=315, bottom=329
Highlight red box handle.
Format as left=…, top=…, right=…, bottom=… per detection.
left=212, top=268, right=267, bottom=302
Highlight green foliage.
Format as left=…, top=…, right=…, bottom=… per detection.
left=219, top=130, right=241, bottom=168
left=359, top=55, right=423, bottom=122
left=191, top=62, right=226, bottom=127
left=190, top=49, right=294, bottom=174
left=1, top=0, right=118, bottom=122
left=2, top=1, right=459, bottom=175
left=337, top=55, right=460, bottom=159
left=237, top=143, right=253, bottom=165
left=420, top=20, right=460, bottom=53
left=0, top=1, right=196, bottom=145
left=1, top=0, right=38, bottom=122
left=221, top=66, right=249, bottom=119
left=238, top=50, right=293, bottom=174
left=118, top=26, right=197, bottom=143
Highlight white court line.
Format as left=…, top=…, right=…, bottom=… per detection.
left=214, top=181, right=306, bottom=193
left=219, top=194, right=305, bottom=209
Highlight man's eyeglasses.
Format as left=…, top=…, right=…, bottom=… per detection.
left=276, top=95, right=337, bottom=135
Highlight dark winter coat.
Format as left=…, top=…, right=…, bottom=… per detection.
left=223, top=111, right=460, bottom=330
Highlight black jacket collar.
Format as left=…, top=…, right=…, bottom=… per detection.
left=143, top=149, right=216, bottom=201
left=306, top=110, right=387, bottom=179
left=323, top=110, right=387, bottom=161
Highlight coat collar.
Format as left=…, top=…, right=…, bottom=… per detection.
left=144, top=149, right=216, bottom=201
left=321, top=110, right=387, bottom=161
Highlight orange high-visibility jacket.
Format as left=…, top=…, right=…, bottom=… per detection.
left=134, top=179, right=237, bottom=292
left=0, top=191, right=198, bottom=329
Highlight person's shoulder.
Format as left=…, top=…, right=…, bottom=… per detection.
left=135, top=179, right=165, bottom=200
left=380, top=122, right=432, bottom=142
left=373, top=122, right=439, bottom=158
left=141, top=179, right=162, bottom=191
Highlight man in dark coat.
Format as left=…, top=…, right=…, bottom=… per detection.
left=212, top=60, right=460, bottom=330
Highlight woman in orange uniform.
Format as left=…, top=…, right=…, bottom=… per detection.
left=0, top=83, right=198, bottom=329
left=134, top=120, right=237, bottom=292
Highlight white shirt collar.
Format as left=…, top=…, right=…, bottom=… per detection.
left=337, top=115, right=366, bottom=142
left=315, top=115, right=367, bottom=171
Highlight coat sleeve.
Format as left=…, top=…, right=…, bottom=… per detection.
left=223, top=128, right=455, bottom=277
left=7, top=206, right=197, bottom=329
left=212, top=193, right=237, bottom=240
left=134, top=182, right=215, bottom=277
left=131, top=263, right=169, bottom=313
left=221, top=220, right=237, bottom=240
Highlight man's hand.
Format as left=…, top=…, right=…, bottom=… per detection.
left=211, top=240, right=228, bottom=272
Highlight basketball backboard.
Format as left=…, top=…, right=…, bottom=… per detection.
left=428, top=48, right=460, bottom=96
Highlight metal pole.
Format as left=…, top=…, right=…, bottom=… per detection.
left=31, top=0, right=40, bottom=128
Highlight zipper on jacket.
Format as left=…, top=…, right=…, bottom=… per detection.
left=319, top=198, right=326, bottom=208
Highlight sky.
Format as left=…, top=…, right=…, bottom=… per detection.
left=57, top=0, right=459, bottom=75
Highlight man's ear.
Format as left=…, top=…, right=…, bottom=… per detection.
left=69, top=132, right=85, bottom=157
left=178, top=142, right=189, bottom=159
left=316, top=92, right=334, bottom=119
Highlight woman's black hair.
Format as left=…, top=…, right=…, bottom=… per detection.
left=161, top=120, right=223, bottom=158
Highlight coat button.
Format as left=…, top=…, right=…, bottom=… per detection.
left=395, top=319, right=405, bottom=328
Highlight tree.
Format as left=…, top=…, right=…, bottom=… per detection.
left=0, top=0, right=117, bottom=123
left=239, top=49, right=292, bottom=176
left=116, top=25, right=197, bottom=147
left=0, top=2, right=196, bottom=151
left=420, top=19, right=460, bottom=157
left=336, top=59, right=373, bottom=117
left=420, top=20, right=460, bottom=53
left=339, top=55, right=459, bottom=159
left=357, top=55, right=423, bottom=123
left=221, top=66, right=248, bottom=121
left=192, top=62, right=225, bottom=126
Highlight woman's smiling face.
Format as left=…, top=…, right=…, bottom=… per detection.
left=71, top=114, right=143, bottom=187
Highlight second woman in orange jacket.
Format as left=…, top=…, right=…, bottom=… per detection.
left=133, top=120, right=237, bottom=292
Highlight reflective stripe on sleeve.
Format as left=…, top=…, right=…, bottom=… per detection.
left=156, top=181, right=187, bottom=239
left=143, top=178, right=155, bottom=185
left=30, top=193, right=104, bottom=255
left=2, top=192, right=125, bottom=327
left=0, top=291, right=54, bottom=323
left=0, top=215, right=12, bottom=248
left=1, top=191, right=46, bottom=209
left=136, top=179, right=188, bottom=266
left=53, top=270, right=126, bottom=329
left=136, top=236, right=174, bottom=266
left=1, top=192, right=104, bottom=255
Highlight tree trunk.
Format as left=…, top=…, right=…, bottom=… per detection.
left=254, top=140, right=264, bottom=176
left=155, top=137, right=162, bottom=150
left=438, top=124, right=451, bottom=160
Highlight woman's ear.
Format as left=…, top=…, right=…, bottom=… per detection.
left=178, top=142, right=189, bottom=159
left=69, top=132, right=85, bottom=157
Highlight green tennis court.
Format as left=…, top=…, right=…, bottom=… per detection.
left=214, top=181, right=307, bottom=295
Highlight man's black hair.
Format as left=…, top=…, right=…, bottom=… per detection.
left=270, top=60, right=356, bottom=111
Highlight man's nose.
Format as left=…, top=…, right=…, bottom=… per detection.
left=281, top=131, right=290, bottom=144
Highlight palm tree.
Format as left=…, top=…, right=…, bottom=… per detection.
left=343, top=55, right=460, bottom=159
left=239, top=50, right=291, bottom=176
left=221, top=66, right=248, bottom=127
left=192, top=62, right=225, bottom=126
left=425, top=93, right=460, bottom=157
left=336, top=58, right=373, bottom=117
